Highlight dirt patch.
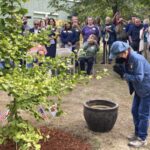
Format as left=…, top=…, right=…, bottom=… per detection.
left=0, top=127, right=91, bottom=150
left=44, top=64, right=150, bottom=150
left=1, top=56, right=150, bottom=150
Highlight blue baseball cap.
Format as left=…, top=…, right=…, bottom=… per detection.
left=109, top=41, right=131, bottom=59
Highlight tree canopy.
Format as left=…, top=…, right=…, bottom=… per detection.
left=49, top=0, right=150, bottom=21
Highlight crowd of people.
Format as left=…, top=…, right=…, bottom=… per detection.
left=21, top=13, right=150, bottom=74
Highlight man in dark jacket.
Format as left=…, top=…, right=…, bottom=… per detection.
left=29, top=20, right=40, bottom=34
left=110, top=41, right=150, bottom=148
left=71, top=16, right=81, bottom=50
left=128, top=18, right=143, bottom=53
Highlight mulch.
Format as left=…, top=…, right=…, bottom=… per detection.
left=0, top=127, right=91, bottom=150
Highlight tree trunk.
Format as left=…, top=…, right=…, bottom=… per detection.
left=112, top=5, right=118, bottom=15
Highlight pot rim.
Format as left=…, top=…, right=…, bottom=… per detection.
left=83, top=99, right=119, bottom=111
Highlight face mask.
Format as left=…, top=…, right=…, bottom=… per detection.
left=23, top=21, right=27, bottom=25
left=144, top=24, right=148, bottom=30
left=115, top=57, right=126, bottom=64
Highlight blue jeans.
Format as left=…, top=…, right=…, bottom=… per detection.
left=132, top=93, right=150, bottom=140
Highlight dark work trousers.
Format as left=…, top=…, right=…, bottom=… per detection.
left=132, top=93, right=150, bottom=140
left=102, top=42, right=112, bottom=64
left=131, top=41, right=141, bottom=54
left=97, top=37, right=101, bottom=50
left=79, top=57, right=94, bottom=75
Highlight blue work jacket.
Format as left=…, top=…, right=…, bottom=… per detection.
left=124, top=51, right=150, bottom=98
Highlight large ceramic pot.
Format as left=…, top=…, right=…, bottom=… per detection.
left=83, top=100, right=119, bottom=132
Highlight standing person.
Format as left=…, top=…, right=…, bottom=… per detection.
left=22, top=16, right=30, bottom=35
left=112, top=11, right=121, bottom=26
left=128, top=18, right=143, bottom=53
left=139, top=19, right=150, bottom=58
left=60, top=22, right=76, bottom=51
left=110, top=41, right=150, bottom=148
left=71, top=15, right=81, bottom=51
left=45, top=17, right=49, bottom=28
left=147, top=27, right=150, bottom=51
left=95, top=17, right=102, bottom=46
left=101, top=17, right=116, bottom=64
left=39, top=19, right=46, bottom=30
left=126, top=16, right=136, bottom=34
left=115, top=18, right=128, bottom=42
left=82, top=17, right=99, bottom=43
left=29, top=20, right=40, bottom=34
left=46, top=18, right=57, bottom=58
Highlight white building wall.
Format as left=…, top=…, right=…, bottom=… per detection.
left=22, top=0, right=70, bottom=25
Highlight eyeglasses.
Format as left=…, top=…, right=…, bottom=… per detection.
left=34, top=24, right=39, bottom=25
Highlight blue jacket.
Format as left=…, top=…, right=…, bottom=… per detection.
left=126, top=23, right=134, bottom=33
left=60, top=29, right=76, bottom=45
left=128, top=24, right=143, bottom=42
left=124, top=51, right=150, bottom=98
left=73, top=27, right=81, bottom=42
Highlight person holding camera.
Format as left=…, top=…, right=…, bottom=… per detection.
left=101, top=17, right=116, bottom=64
left=115, top=18, right=128, bottom=42
left=78, top=34, right=98, bottom=75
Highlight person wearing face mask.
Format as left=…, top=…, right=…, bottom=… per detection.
left=110, top=41, right=150, bottom=148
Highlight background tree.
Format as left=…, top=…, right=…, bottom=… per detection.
left=49, top=0, right=150, bottom=21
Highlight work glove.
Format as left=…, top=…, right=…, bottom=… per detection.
left=113, top=64, right=125, bottom=79
left=128, top=81, right=134, bottom=95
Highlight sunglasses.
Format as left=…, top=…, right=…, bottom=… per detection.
left=34, top=24, right=39, bottom=25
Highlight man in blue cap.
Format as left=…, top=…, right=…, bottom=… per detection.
left=110, top=41, right=150, bottom=148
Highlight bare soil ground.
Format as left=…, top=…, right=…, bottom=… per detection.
left=46, top=64, right=150, bottom=150
left=0, top=51, right=150, bottom=150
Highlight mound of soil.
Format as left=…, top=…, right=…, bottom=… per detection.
left=0, top=127, right=91, bottom=150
